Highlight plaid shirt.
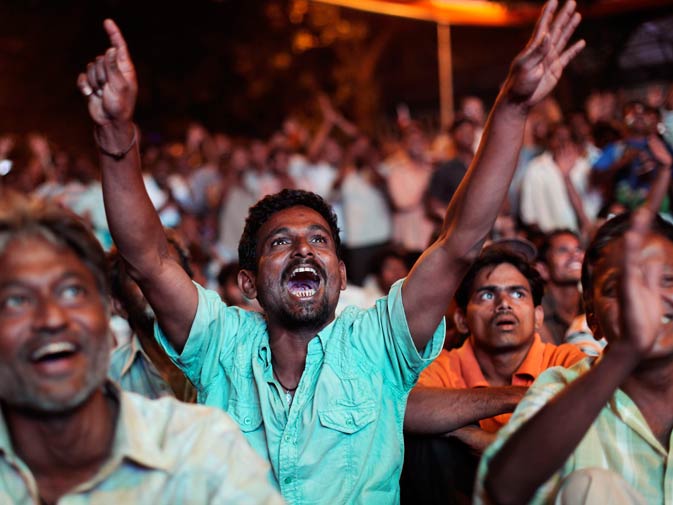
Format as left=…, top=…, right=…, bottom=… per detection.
left=475, top=357, right=673, bottom=504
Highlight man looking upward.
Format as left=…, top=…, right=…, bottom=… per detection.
left=77, top=2, right=584, bottom=501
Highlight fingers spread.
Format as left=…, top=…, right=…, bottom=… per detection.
left=549, top=0, right=577, bottom=48
left=558, top=39, right=585, bottom=68
left=555, top=12, right=581, bottom=54
left=532, top=0, right=558, bottom=44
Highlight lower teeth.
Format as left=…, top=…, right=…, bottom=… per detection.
left=294, top=289, right=316, bottom=297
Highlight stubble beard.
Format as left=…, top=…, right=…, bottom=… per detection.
left=278, top=293, right=333, bottom=332
left=0, top=336, right=111, bottom=415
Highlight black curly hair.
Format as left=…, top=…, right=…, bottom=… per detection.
left=454, top=244, right=544, bottom=311
left=238, top=189, right=342, bottom=271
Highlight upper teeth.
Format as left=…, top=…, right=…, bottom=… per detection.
left=31, top=342, right=76, bottom=361
left=662, top=316, right=672, bottom=325
left=293, top=266, right=317, bottom=276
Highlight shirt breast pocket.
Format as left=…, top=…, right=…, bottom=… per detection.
left=228, top=400, right=263, bottom=432
left=318, top=401, right=377, bottom=434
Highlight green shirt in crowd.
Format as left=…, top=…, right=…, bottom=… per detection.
left=156, top=279, right=444, bottom=504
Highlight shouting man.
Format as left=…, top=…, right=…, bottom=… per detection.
left=77, top=1, right=584, bottom=501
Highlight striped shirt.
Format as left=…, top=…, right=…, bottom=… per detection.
left=475, top=357, right=673, bottom=504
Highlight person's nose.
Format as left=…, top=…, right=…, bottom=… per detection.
left=32, top=296, right=69, bottom=334
left=495, top=291, right=512, bottom=311
left=292, top=237, right=314, bottom=259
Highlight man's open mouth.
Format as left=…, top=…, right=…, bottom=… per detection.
left=494, top=315, right=517, bottom=328
left=29, top=341, right=79, bottom=366
left=286, top=266, right=321, bottom=298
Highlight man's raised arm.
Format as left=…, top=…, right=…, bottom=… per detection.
left=402, top=0, right=585, bottom=349
left=78, top=20, right=197, bottom=352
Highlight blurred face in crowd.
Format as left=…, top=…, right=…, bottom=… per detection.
left=547, top=124, right=573, bottom=153
left=0, top=236, right=110, bottom=413
left=377, top=256, right=409, bottom=294
left=250, top=140, right=269, bottom=170
left=229, top=146, right=250, bottom=175
left=245, top=206, right=346, bottom=331
left=321, top=138, right=343, bottom=168
left=587, top=233, right=673, bottom=362
left=405, top=130, right=428, bottom=162
left=456, top=263, right=542, bottom=353
left=461, top=97, right=485, bottom=126
left=624, top=102, right=648, bottom=136
left=452, top=121, right=476, bottom=154
left=544, top=233, right=584, bottom=285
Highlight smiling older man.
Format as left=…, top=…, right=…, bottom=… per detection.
left=0, top=193, right=281, bottom=504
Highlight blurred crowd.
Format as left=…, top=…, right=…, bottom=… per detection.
left=1, top=84, right=673, bottom=348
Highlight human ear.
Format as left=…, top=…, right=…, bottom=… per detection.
left=238, top=269, right=258, bottom=300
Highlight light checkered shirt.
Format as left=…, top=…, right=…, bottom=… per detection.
left=0, top=383, right=284, bottom=504
left=475, top=357, right=673, bottom=504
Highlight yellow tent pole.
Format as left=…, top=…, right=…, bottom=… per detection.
left=437, top=22, right=453, bottom=129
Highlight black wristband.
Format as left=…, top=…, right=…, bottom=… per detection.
left=94, top=124, right=137, bottom=161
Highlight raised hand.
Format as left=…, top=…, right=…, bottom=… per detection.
left=648, top=135, right=673, bottom=169
left=619, top=207, right=664, bottom=356
left=77, top=19, right=137, bottom=127
left=555, top=143, right=579, bottom=177
left=505, top=0, right=585, bottom=108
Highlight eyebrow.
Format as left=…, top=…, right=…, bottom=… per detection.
left=0, top=271, right=88, bottom=291
left=475, top=284, right=530, bottom=293
left=263, top=224, right=332, bottom=243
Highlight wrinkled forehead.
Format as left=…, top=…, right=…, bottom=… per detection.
left=256, top=205, right=335, bottom=250
left=0, top=227, right=62, bottom=258
left=0, top=229, right=108, bottom=302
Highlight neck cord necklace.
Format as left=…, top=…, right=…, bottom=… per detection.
left=274, top=370, right=298, bottom=394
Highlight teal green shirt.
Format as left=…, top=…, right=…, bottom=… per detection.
left=156, top=279, right=444, bottom=504
left=108, top=333, right=197, bottom=402
left=0, top=383, right=283, bottom=504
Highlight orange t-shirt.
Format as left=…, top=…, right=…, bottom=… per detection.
left=416, top=334, right=586, bottom=432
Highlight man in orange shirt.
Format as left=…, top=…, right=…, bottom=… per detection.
left=401, top=244, right=587, bottom=504
left=405, top=244, right=586, bottom=445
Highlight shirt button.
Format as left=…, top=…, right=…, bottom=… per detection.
left=284, top=435, right=291, bottom=442
left=346, top=419, right=353, bottom=426
left=284, top=477, right=292, bottom=484
left=244, top=416, right=251, bottom=425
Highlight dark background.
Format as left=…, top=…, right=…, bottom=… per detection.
left=0, top=0, right=671, bottom=153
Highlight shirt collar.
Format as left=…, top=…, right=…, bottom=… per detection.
left=107, top=381, right=170, bottom=471
left=258, top=315, right=334, bottom=367
left=118, top=333, right=149, bottom=377
left=457, top=334, right=546, bottom=387
left=455, top=339, right=490, bottom=388
left=0, top=381, right=169, bottom=472
left=512, top=334, right=546, bottom=382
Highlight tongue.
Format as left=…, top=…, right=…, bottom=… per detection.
left=288, top=279, right=316, bottom=293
